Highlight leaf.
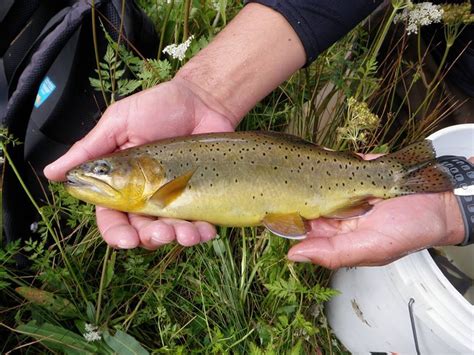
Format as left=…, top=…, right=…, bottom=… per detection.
left=16, top=320, right=97, bottom=354
left=264, top=278, right=300, bottom=303
left=371, top=143, right=390, bottom=154
left=86, top=301, right=96, bottom=323
left=118, top=79, right=142, bottom=97
left=104, top=250, right=116, bottom=288
left=289, top=339, right=303, bottom=355
left=103, top=330, right=149, bottom=355
left=15, top=287, right=78, bottom=318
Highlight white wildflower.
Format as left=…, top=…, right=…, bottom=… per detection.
left=83, top=323, right=101, bottom=342
left=162, top=35, right=194, bottom=61
left=393, top=2, right=443, bottom=35
left=30, top=222, right=38, bottom=233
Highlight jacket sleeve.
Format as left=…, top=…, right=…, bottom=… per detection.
left=245, top=0, right=383, bottom=65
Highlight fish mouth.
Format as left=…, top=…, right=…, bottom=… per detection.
left=66, top=174, right=90, bottom=187
left=65, top=172, right=119, bottom=197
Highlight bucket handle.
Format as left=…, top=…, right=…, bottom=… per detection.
left=408, top=298, right=421, bottom=355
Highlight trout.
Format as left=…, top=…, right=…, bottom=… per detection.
left=65, top=131, right=454, bottom=239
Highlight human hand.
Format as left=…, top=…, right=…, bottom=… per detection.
left=287, top=157, right=472, bottom=269
left=44, top=78, right=236, bottom=249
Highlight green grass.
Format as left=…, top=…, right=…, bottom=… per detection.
left=1, top=1, right=472, bottom=353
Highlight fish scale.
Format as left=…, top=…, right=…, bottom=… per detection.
left=65, top=131, right=455, bottom=238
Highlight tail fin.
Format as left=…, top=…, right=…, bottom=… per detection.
left=377, top=140, right=455, bottom=196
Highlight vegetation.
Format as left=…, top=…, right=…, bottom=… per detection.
left=1, top=1, right=472, bottom=353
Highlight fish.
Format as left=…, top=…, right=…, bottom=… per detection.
left=65, top=131, right=454, bottom=239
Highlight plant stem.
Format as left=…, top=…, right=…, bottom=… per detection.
left=158, top=0, right=174, bottom=58
left=183, top=0, right=191, bottom=42
left=91, top=0, right=109, bottom=106
left=1, top=143, right=88, bottom=303
left=95, top=245, right=111, bottom=324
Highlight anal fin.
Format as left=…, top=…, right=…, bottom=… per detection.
left=263, top=213, right=307, bottom=240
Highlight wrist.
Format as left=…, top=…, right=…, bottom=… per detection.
left=441, top=192, right=466, bottom=246
left=171, top=76, right=239, bottom=130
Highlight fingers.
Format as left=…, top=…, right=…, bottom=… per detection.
left=97, top=208, right=217, bottom=250
left=287, top=230, right=396, bottom=269
left=44, top=104, right=127, bottom=181
left=96, top=207, right=141, bottom=249
left=132, top=217, right=217, bottom=249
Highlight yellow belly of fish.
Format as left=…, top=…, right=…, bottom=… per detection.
left=137, top=179, right=327, bottom=227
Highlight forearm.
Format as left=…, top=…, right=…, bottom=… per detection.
left=175, top=3, right=306, bottom=125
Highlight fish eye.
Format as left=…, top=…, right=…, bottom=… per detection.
left=92, top=160, right=111, bottom=175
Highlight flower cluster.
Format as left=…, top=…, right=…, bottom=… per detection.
left=162, top=35, right=195, bottom=61
left=83, top=323, right=101, bottom=342
left=393, top=2, right=444, bottom=35
left=441, top=2, right=473, bottom=25
left=337, top=97, right=380, bottom=146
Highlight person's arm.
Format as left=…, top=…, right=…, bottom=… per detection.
left=245, top=0, right=384, bottom=64
left=174, top=2, right=307, bottom=122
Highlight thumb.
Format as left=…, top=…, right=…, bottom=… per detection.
left=44, top=106, right=126, bottom=181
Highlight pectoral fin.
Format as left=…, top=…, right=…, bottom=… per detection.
left=263, top=213, right=307, bottom=240
left=324, top=199, right=373, bottom=219
left=150, top=169, right=195, bottom=207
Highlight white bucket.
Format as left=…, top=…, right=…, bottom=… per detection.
left=326, top=124, right=474, bottom=354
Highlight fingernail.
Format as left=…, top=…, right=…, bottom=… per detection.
left=117, top=239, right=136, bottom=249
left=288, top=253, right=312, bottom=263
